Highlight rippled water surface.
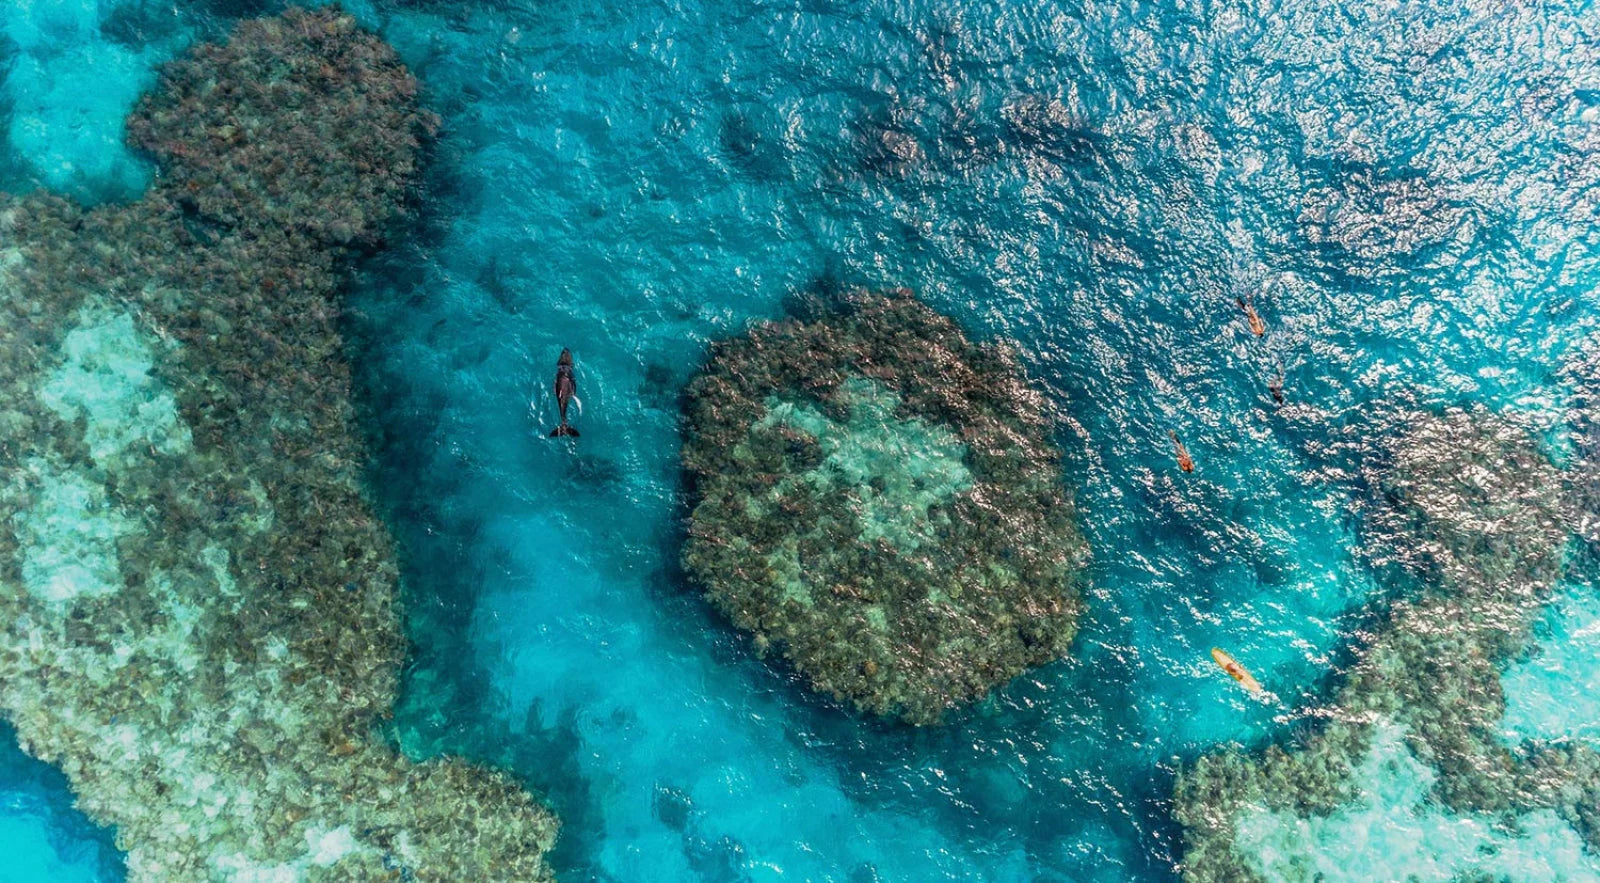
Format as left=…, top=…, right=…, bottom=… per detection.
left=2, top=0, right=1598, bottom=879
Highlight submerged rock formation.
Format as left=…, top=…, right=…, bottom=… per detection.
left=681, top=292, right=1089, bottom=725
left=0, top=8, right=556, bottom=880
left=1566, top=340, right=1600, bottom=553
left=1172, top=408, right=1600, bottom=881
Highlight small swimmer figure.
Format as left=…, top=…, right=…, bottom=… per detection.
left=549, top=348, right=580, bottom=438
left=1236, top=296, right=1266, bottom=337
left=1268, top=369, right=1285, bottom=406
left=1170, top=430, right=1194, bottom=473
left=1211, top=647, right=1263, bottom=694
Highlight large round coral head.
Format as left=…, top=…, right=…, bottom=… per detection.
left=681, top=291, right=1089, bottom=725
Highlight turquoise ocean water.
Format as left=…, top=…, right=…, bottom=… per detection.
left=2, top=0, right=1598, bottom=880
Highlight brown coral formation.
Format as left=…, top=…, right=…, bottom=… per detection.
left=1172, top=408, right=1597, bottom=881
left=0, top=7, right=555, bottom=880
left=681, top=291, right=1089, bottom=725
left=126, top=9, right=427, bottom=248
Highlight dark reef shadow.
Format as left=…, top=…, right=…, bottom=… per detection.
left=717, top=102, right=792, bottom=183
left=99, top=1, right=186, bottom=47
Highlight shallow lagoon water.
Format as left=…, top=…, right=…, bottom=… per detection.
left=1, top=0, right=1598, bottom=880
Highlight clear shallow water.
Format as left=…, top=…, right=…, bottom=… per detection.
left=2, top=0, right=1599, bottom=880
left=1502, top=576, right=1600, bottom=746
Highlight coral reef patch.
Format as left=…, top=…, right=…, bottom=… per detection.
left=681, top=291, right=1089, bottom=725
left=1172, top=408, right=1600, bottom=881
left=0, top=7, right=556, bottom=881
left=1566, top=339, right=1600, bottom=553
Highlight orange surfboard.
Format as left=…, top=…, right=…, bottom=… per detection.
left=1211, top=648, right=1263, bottom=694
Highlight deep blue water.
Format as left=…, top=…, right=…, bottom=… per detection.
left=2, top=0, right=1598, bottom=879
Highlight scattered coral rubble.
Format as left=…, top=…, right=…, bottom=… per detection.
left=1173, top=407, right=1600, bottom=881
left=681, top=291, right=1089, bottom=725
left=0, top=8, right=556, bottom=880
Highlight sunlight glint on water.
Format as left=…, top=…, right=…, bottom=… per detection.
left=1, top=0, right=1598, bottom=879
